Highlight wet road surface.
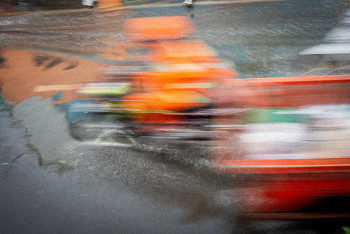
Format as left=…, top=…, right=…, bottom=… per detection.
left=1, top=96, right=235, bottom=233
left=0, top=5, right=236, bottom=234
left=1, top=0, right=350, bottom=233
left=0, top=9, right=129, bottom=56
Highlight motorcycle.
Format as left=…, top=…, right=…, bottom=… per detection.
left=69, top=16, right=241, bottom=157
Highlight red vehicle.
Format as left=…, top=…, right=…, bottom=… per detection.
left=212, top=74, right=350, bottom=222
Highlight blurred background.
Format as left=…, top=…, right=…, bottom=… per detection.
left=1, top=0, right=350, bottom=233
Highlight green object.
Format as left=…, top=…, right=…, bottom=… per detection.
left=241, top=108, right=307, bottom=124
left=343, top=227, right=350, bottom=234
left=78, top=83, right=132, bottom=97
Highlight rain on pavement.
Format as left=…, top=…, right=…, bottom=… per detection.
left=1, top=0, right=350, bottom=233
